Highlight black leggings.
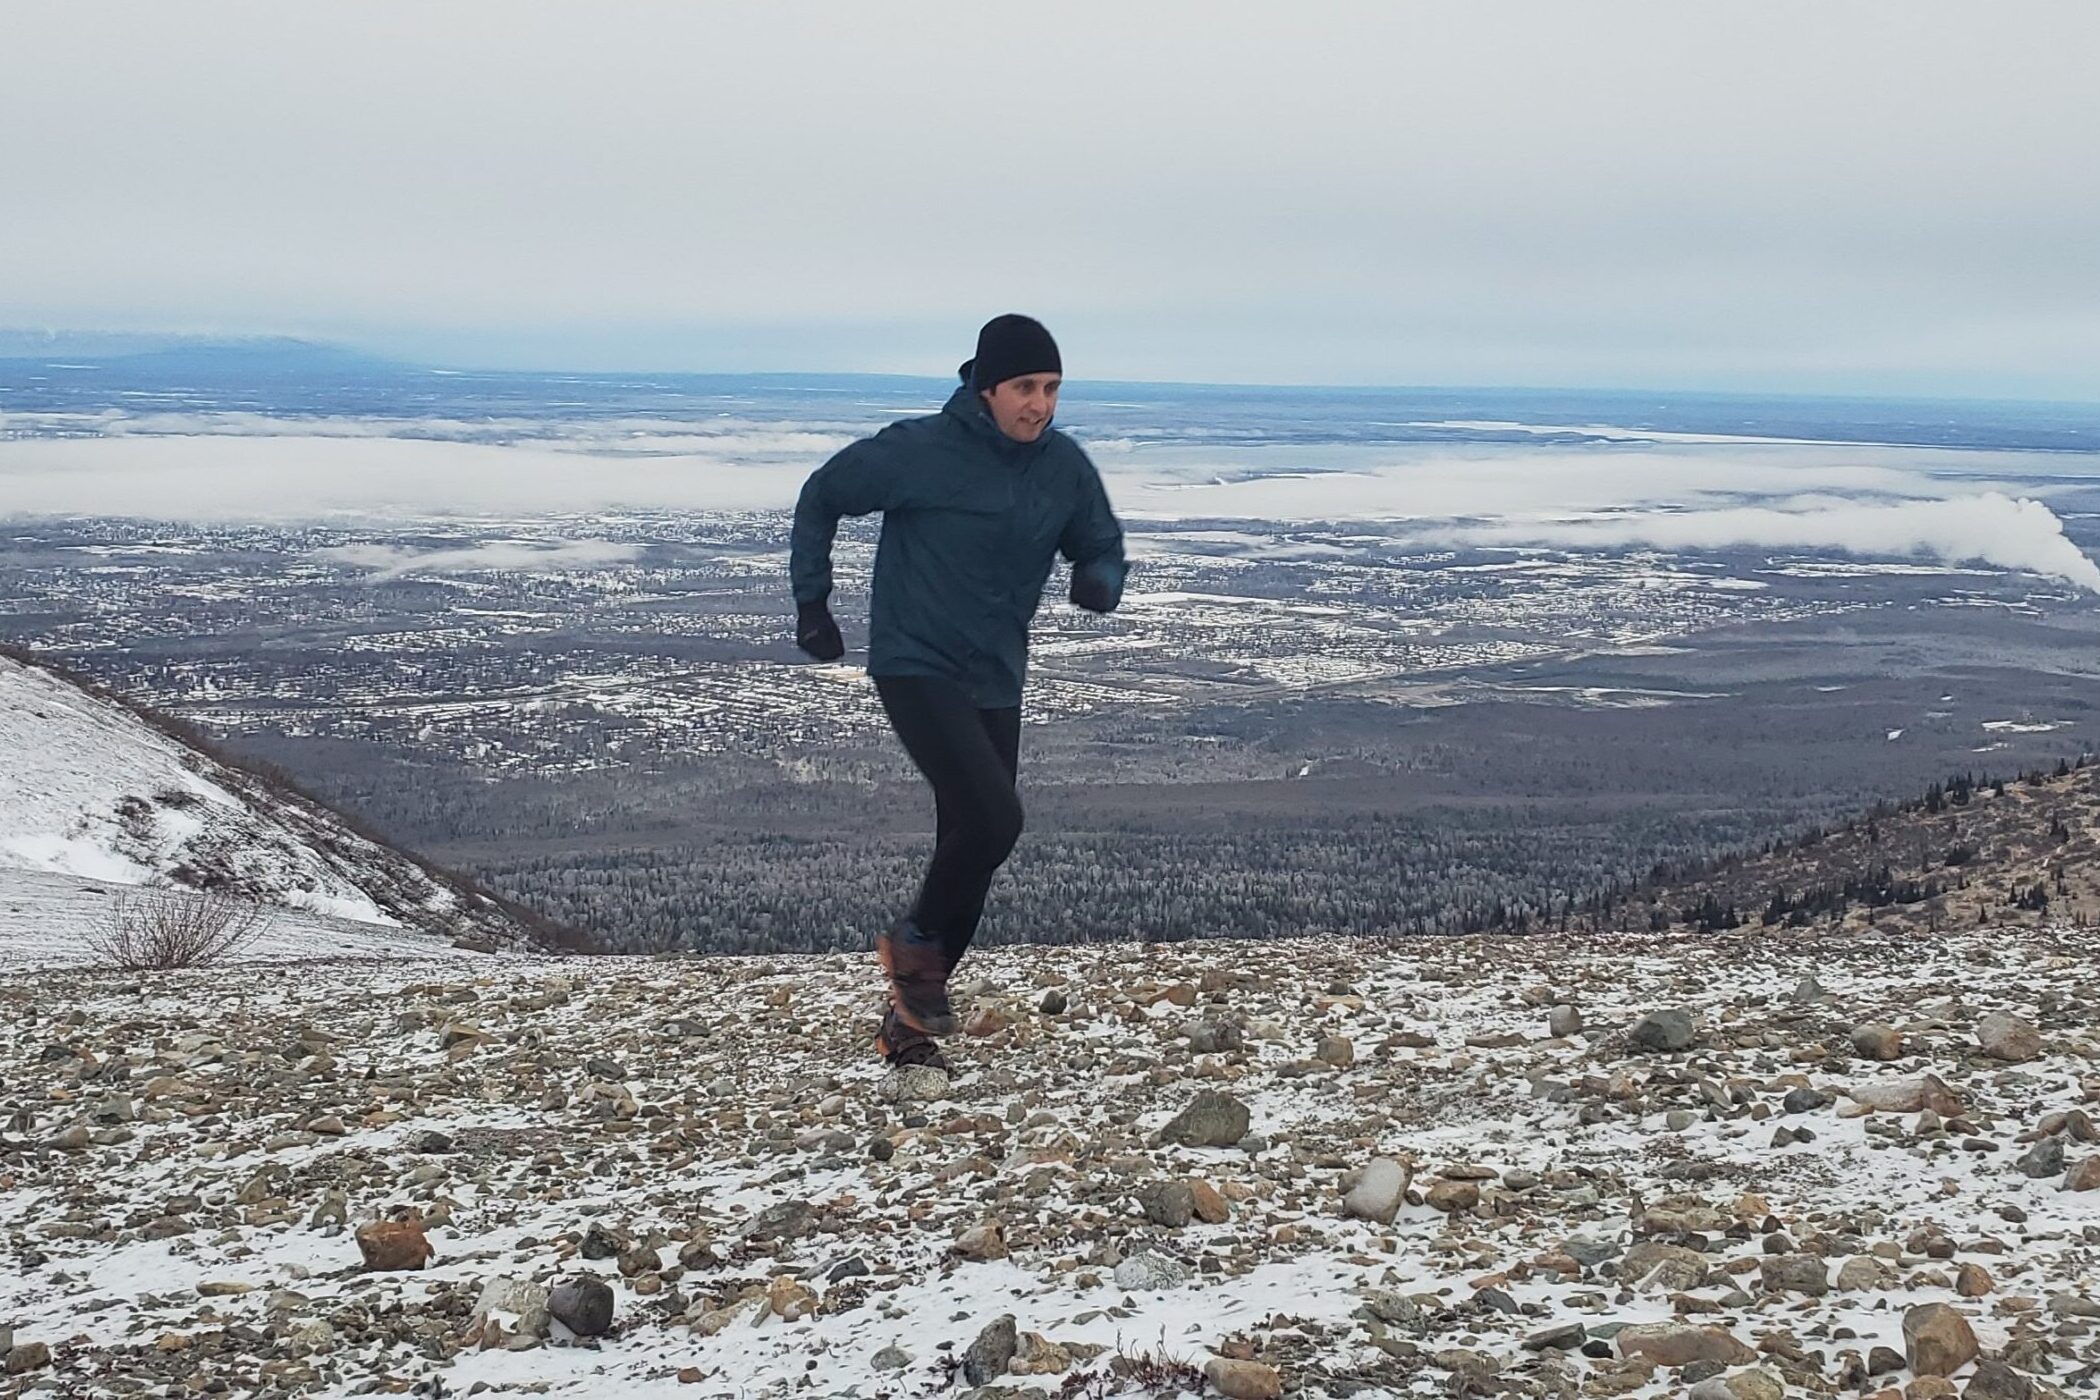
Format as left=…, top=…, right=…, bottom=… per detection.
left=874, top=674, right=1022, bottom=971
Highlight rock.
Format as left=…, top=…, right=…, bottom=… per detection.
left=2017, top=1137, right=2065, bottom=1179
left=5, top=1342, right=51, bottom=1374
left=1425, top=1179, right=1479, bottom=1214
left=767, top=1275, right=816, bottom=1321
left=953, top=1221, right=1008, bottom=1262
left=871, top=1345, right=911, bottom=1372
left=580, top=1221, right=625, bottom=1259
left=1039, top=989, right=1067, bottom=1016
left=1867, top=1345, right=1907, bottom=1375
left=1963, top=1359, right=2035, bottom=1400
left=1616, top=1323, right=1758, bottom=1368
left=1838, top=1255, right=1896, bottom=1291
left=1525, top=1322, right=1589, bottom=1351
left=963, top=1315, right=1018, bottom=1385
left=1849, top=1073, right=1965, bottom=1116
left=1903, top=1303, right=1979, bottom=1377
left=1759, top=1254, right=1830, bottom=1296
left=354, top=1217, right=433, bottom=1271
left=963, top=1005, right=1011, bottom=1037
left=1549, top=1004, right=1583, bottom=1038
left=879, top=1065, right=950, bottom=1103
left=1688, top=1367, right=1787, bottom=1400
left=1851, top=1023, right=1907, bottom=1060
left=1630, top=1008, right=1697, bottom=1051
left=50, top=1124, right=91, bottom=1151
left=474, top=1276, right=549, bottom=1323
left=1782, top=1087, right=1835, bottom=1114
left=1139, top=1181, right=1194, bottom=1228
left=1956, top=1262, right=1994, bottom=1297
left=1113, top=1250, right=1191, bottom=1290
left=411, top=1129, right=455, bottom=1153
left=2065, top=1156, right=2100, bottom=1191
left=1190, top=1179, right=1231, bottom=1223
left=1204, top=1358, right=1283, bottom=1399
left=1316, top=1034, right=1355, bottom=1067
left=1976, top=1012, right=2042, bottom=1063
left=548, top=1275, right=615, bottom=1338
left=1343, top=1157, right=1412, bottom=1224
left=1011, top=1332, right=1074, bottom=1376
left=747, top=1200, right=815, bottom=1243
left=1158, top=1089, right=1251, bottom=1148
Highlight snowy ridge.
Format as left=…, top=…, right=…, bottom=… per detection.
left=0, top=650, right=544, bottom=959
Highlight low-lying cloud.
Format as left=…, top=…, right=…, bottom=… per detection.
left=1430, top=493, right=2100, bottom=593
left=311, top=540, right=640, bottom=578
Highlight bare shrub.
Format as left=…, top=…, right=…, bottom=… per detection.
left=87, top=887, right=273, bottom=970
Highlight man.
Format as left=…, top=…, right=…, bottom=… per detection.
left=789, top=314, right=1128, bottom=1071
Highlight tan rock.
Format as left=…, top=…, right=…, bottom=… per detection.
left=1011, top=1332, right=1074, bottom=1376
left=1955, top=1262, right=1993, bottom=1297
left=1616, top=1323, right=1757, bottom=1368
left=1190, top=1180, right=1231, bottom=1224
left=1849, top=1074, right=1965, bottom=1117
left=963, top=1005, right=1011, bottom=1037
left=1426, top=1179, right=1481, bottom=1213
left=355, top=1217, right=432, bottom=1271
left=2065, top=1156, right=2100, bottom=1191
left=1902, top=1303, right=1978, bottom=1377
left=952, top=1221, right=1008, bottom=1261
left=767, top=1275, right=816, bottom=1322
left=1204, top=1357, right=1283, bottom=1399
left=1976, top=1011, right=2041, bottom=1063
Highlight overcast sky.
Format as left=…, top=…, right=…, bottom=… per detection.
left=6, top=2, right=2098, bottom=396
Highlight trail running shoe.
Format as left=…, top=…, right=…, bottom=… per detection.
left=875, top=918, right=958, bottom=1037
left=875, top=1006, right=952, bottom=1072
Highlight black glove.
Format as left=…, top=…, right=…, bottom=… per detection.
left=1069, top=567, right=1117, bottom=614
left=795, top=599, right=844, bottom=661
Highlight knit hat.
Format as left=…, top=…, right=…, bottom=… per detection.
left=958, top=314, right=1061, bottom=392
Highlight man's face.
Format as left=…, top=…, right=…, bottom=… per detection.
left=980, top=374, right=1060, bottom=443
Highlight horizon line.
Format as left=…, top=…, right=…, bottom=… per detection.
left=3, top=331, right=2099, bottom=411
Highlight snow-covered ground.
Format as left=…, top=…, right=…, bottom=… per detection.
left=0, top=867, right=478, bottom=970
left=0, top=650, right=535, bottom=954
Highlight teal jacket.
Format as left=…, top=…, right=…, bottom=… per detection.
left=790, top=383, right=1128, bottom=708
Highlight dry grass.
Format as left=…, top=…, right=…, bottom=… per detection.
left=87, top=886, right=273, bottom=970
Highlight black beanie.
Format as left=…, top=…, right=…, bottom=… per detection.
left=958, top=314, right=1061, bottom=392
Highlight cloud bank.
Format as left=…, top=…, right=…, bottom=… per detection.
left=1429, top=493, right=2100, bottom=593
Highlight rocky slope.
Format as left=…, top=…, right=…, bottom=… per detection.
left=0, top=649, right=555, bottom=956
left=3, top=922, right=2096, bottom=1398
left=1617, top=760, right=2100, bottom=939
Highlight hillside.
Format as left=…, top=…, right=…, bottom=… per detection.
left=1597, top=758, right=2100, bottom=939
left=0, top=923, right=2094, bottom=1398
left=0, top=647, right=563, bottom=960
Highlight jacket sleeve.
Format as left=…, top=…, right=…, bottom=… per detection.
left=1060, top=451, right=1128, bottom=613
left=790, top=431, right=907, bottom=604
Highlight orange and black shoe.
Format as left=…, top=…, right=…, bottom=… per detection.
left=875, top=1005, right=952, bottom=1072
left=875, top=917, right=958, bottom=1037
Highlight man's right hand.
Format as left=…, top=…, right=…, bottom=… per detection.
left=795, top=599, right=845, bottom=661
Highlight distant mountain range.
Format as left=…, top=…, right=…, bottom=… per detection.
left=0, top=333, right=409, bottom=377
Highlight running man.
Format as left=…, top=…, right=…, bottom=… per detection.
left=789, top=314, right=1128, bottom=1070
